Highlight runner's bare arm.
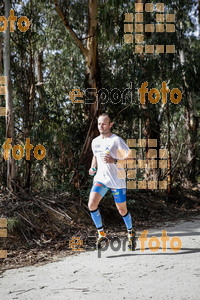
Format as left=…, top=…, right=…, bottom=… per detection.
left=104, top=149, right=134, bottom=163
left=116, top=149, right=135, bottom=162
left=91, top=155, right=97, bottom=169
left=89, top=155, right=97, bottom=175
left=104, top=154, right=115, bottom=163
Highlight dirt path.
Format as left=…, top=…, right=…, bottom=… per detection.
left=0, top=217, right=200, bottom=300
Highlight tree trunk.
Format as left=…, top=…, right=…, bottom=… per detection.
left=179, top=47, right=198, bottom=184
left=198, top=0, right=200, bottom=36
left=82, top=0, right=101, bottom=166
left=54, top=0, right=100, bottom=187
left=37, top=49, right=44, bottom=104
left=143, top=106, right=161, bottom=186
left=166, top=102, right=172, bottom=194
left=185, top=94, right=198, bottom=183
left=24, top=21, right=35, bottom=191
left=0, top=36, right=2, bottom=106
left=3, top=0, right=15, bottom=191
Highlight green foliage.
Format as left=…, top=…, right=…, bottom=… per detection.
left=7, top=216, right=23, bottom=232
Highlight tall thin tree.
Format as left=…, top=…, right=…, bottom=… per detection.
left=3, top=0, right=15, bottom=190
left=53, top=0, right=100, bottom=165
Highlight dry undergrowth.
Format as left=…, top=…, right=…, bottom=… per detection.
left=0, top=186, right=200, bottom=273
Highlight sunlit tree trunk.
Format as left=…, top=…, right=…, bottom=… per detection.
left=54, top=0, right=100, bottom=187
left=3, top=0, right=15, bottom=191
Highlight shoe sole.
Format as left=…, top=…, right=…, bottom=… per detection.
left=128, top=235, right=138, bottom=251
left=97, top=237, right=109, bottom=249
left=128, top=241, right=137, bottom=251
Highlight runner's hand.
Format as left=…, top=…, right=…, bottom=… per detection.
left=104, top=154, right=114, bottom=164
left=89, top=168, right=96, bottom=176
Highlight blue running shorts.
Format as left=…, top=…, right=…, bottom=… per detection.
left=90, top=181, right=126, bottom=203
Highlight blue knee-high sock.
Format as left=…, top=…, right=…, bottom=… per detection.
left=122, top=211, right=132, bottom=231
left=90, top=208, right=103, bottom=230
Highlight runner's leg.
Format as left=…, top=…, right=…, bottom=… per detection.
left=88, top=182, right=109, bottom=247
left=111, top=188, right=137, bottom=250
left=88, top=182, right=109, bottom=232
left=111, top=188, right=132, bottom=230
left=88, top=192, right=103, bottom=230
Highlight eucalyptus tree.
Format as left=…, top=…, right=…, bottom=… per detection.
left=3, top=0, right=15, bottom=191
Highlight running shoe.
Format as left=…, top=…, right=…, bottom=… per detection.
left=128, top=228, right=137, bottom=251
left=96, top=231, right=109, bottom=249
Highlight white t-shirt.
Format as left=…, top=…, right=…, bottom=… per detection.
left=91, top=133, right=130, bottom=189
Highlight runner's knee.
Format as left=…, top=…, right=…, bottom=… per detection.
left=88, top=201, right=98, bottom=211
left=88, top=194, right=99, bottom=210
left=118, top=208, right=127, bottom=216
left=115, top=203, right=127, bottom=216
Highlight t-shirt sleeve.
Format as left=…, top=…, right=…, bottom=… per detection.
left=115, top=137, right=130, bottom=159
left=91, top=139, right=94, bottom=154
